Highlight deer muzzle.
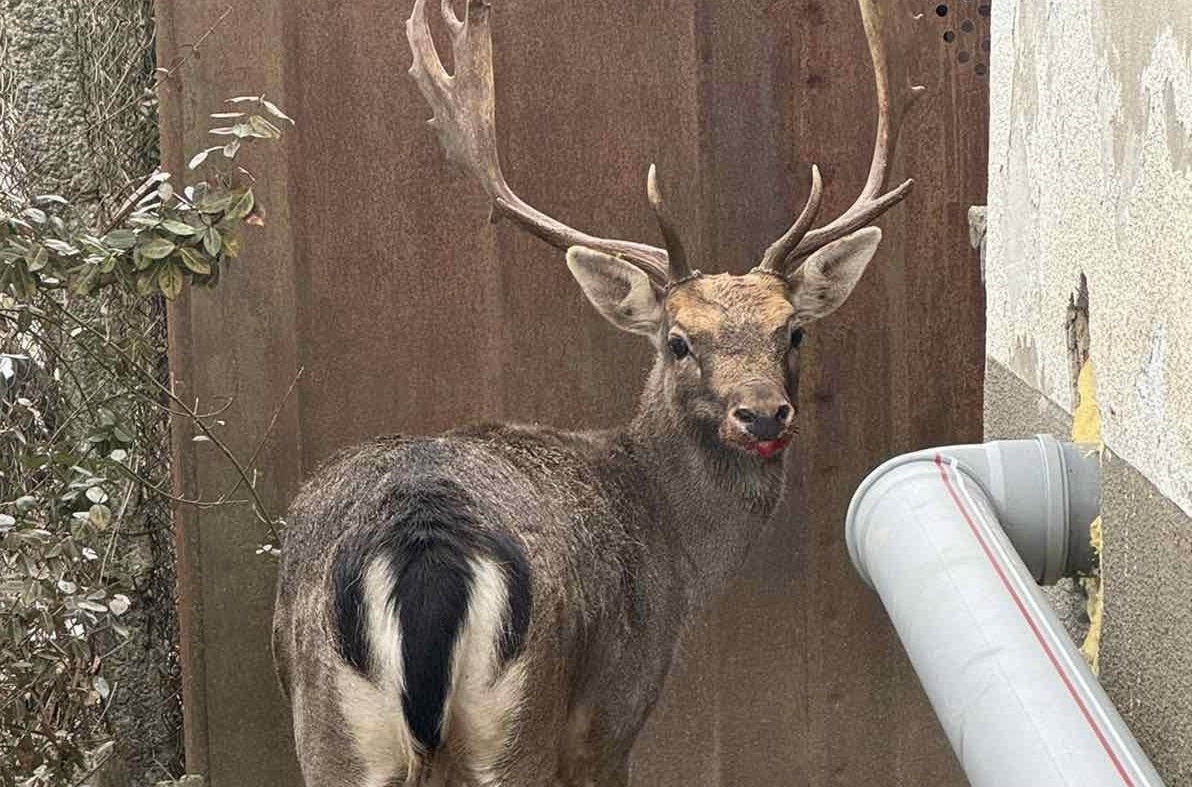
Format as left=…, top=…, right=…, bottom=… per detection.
left=724, top=381, right=795, bottom=457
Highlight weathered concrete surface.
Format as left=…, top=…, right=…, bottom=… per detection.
left=1101, top=448, right=1192, bottom=784
left=987, top=0, right=1192, bottom=515
left=986, top=1, right=1192, bottom=781
left=0, top=0, right=93, bottom=196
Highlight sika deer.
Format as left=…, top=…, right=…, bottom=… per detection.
left=272, top=1, right=922, bottom=785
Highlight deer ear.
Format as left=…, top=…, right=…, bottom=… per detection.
left=566, top=246, right=664, bottom=337
left=786, top=227, right=882, bottom=323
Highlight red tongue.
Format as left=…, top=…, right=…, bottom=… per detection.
left=752, top=439, right=789, bottom=459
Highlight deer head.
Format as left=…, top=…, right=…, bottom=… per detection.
left=407, top=0, right=922, bottom=460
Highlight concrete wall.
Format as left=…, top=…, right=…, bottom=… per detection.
left=986, top=1, right=1192, bottom=782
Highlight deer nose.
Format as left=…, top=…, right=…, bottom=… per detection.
left=730, top=401, right=793, bottom=441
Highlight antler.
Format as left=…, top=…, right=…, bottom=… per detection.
left=407, top=0, right=692, bottom=287
left=758, top=0, right=925, bottom=276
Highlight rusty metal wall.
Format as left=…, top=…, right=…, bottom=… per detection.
left=158, top=1, right=986, bottom=785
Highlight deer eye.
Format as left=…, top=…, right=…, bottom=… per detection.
left=668, top=336, right=691, bottom=360
left=790, top=326, right=805, bottom=349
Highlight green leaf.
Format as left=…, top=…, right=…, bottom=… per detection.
left=158, top=263, right=184, bottom=299
left=160, top=219, right=199, bottom=236
left=262, top=98, right=295, bottom=125
left=108, top=594, right=130, bottom=616
left=197, top=190, right=235, bottom=214
left=12, top=264, right=36, bottom=298
left=21, top=207, right=47, bottom=224
left=135, top=268, right=158, bottom=296
left=226, top=189, right=255, bottom=221
left=25, top=244, right=48, bottom=272
left=104, top=229, right=138, bottom=250
left=177, top=246, right=212, bottom=275
left=88, top=504, right=111, bottom=530
left=247, top=114, right=283, bottom=139
left=138, top=236, right=176, bottom=260
left=128, top=214, right=163, bottom=229
left=43, top=238, right=78, bottom=255
left=202, top=226, right=222, bottom=256
left=188, top=146, right=221, bottom=170
left=71, top=264, right=101, bottom=296
left=223, top=138, right=241, bottom=158
left=211, top=123, right=255, bottom=138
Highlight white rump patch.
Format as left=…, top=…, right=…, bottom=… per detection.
left=336, top=558, right=419, bottom=786
left=335, top=556, right=527, bottom=787
left=445, top=558, right=528, bottom=786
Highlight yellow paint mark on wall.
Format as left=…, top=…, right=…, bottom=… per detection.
left=1072, top=361, right=1104, bottom=448
left=1071, top=360, right=1104, bottom=673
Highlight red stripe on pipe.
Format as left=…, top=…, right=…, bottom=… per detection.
left=932, top=454, right=1135, bottom=787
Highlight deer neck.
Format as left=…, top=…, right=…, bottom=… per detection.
left=621, top=361, right=789, bottom=609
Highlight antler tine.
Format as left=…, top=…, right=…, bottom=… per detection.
left=758, top=164, right=823, bottom=274
left=780, top=0, right=925, bottom=268
left=407, top=0, right=450, bottom=97
left=407, top=0, right=673, bottom=287
left=440, top=0, right=463, bottom=38
left=646, top=164, right=692, bottom=284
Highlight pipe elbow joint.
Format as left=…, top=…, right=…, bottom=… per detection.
left=847, top=434, right=1100, bottom=587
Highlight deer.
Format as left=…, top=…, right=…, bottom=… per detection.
left=272, top=0, right=923, bottom=785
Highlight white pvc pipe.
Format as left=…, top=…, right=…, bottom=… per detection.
left=846, top=436, right=1165, bottom=787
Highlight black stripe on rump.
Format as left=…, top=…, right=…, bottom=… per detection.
left=330, top=473, right=533, bottom=752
